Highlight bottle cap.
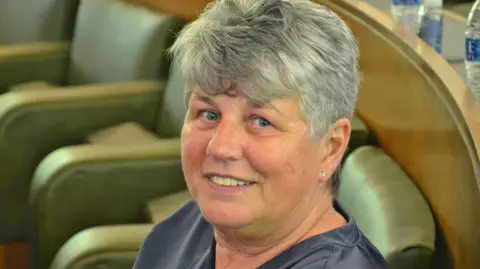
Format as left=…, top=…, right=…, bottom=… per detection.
left=424, top=0, right=443, bottom=8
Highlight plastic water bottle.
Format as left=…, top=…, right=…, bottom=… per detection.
left=391, top=0, right=424, bottom=35
left=466, top=0, right=480, bottom=99
left=419, top=0, right=443, bottom=53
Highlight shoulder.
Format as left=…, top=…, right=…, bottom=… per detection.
left=294, top=234, right=387, bottom=269
left=322, top=235, right=388, bottom=269
left=133, top=200, right=213, bottom=269
left=290, top=201, right=387, bottom=269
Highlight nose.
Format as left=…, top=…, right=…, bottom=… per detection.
left=206, top=120, right=244, bottom=162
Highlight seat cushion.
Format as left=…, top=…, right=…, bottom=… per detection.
left=146, top=190, right=191, bottom=223
left=86, top=122, right=159, bottom=144
left=8, top=80, right=58, bottom=91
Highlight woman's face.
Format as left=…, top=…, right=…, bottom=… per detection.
left=181, top=85, right=349, bottom=234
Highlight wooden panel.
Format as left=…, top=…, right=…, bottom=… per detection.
left=0, top=243, right=28, bottom=269
left=0, top=245, right=5, bottom=269
left=125, top=0, right=480, bottom=268
left=317, top=1, right=480, bottom=268
left=127, top=0, right=210, bottom=22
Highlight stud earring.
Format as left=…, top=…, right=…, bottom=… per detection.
left=321, top=171, right=327, bottom=177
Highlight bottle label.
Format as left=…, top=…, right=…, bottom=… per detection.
left=419, top=17, right=443, bottom=53
left=466, top=38, right=480, bottom=61
left=392, top=0, right=421, bottom=5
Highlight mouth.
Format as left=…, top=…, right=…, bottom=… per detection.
left=208, top=176, right=256, bottom=186
left=204, top=173, right=257, bottom=188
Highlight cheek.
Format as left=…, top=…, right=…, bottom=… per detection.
left=181, top=124, right=208, bottom=178
left=247, top=139, right=314, bottom=187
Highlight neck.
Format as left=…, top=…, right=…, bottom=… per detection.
left=213, top=194, right=345, bottom=268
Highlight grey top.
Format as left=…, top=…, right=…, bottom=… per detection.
left=133, top=200, right=387, bottom=269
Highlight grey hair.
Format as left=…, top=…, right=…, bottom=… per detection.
left=169, top=0, right=360, bottom=138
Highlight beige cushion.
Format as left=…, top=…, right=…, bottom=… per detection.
left=8, top=80, right=58, bottom=91
left=86, top=122, right=159, bottom=145
left=146, top=190, right=191, bottom=223
left=339, top=145, right=435, bottom=268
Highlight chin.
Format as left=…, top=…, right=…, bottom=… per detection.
left=196, top=197, right=254, bottom=229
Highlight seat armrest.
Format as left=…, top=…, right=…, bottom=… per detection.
left=0, top=42, right=70, bottom=90
left=30, top=139, right=185, bottom=269
left=0, top=80, right=164, bottom=243
left=50, top=224, right=153, bottom=269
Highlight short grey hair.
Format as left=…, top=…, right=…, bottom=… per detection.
left=169, top=0, right=360, bottom=138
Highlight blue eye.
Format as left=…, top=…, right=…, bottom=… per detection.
left=200, top=110, right=218, bottom=121
left=252, top=117, right=271, bottom=128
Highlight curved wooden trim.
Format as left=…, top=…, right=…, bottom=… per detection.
left=125, top=0, right=210, bottom=22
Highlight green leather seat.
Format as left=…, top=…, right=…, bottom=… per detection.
left=0, top=0, right=183, bottom=243
left=0, top=0, right=79, bottom=45
left=50, top=191, right=192, bottom=269
left=30, top=63, right=187, bottom=269
left=339, top=145, right=436, bottom=269
left=0, top=0, right=183, bottom=92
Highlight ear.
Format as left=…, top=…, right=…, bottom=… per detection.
left=318, top=118, right=351, bottom=182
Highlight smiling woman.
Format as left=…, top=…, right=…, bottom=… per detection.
left=133, top=0, right=387, bottom=268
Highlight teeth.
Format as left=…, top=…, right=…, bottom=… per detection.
left=210, top=176, right=253, bottom=186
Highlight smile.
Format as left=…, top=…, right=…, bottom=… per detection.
left=208, top=176, right=255, bottom=187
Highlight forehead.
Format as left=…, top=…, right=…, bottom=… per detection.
left=190, top=84, right=269, bottom=108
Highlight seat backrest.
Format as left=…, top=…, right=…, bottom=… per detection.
left=339, top=145, right=436, bottom=269
left=154, top=63, right=187, bottom=137
left=0, top=0, right=79, bottom=45
left=67, top=0, right=183, bottom=84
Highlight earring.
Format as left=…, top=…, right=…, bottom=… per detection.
left=321, top=171, right=327, bottom=177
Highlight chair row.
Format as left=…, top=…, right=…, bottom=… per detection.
left=0, top=0, right=186, bottom=244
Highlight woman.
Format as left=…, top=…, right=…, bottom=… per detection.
left=134, top=0, right=387, bottom=268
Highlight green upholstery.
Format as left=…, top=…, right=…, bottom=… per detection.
left=0, top=0, right=183, bottom=244
left=0, top=0, right=183, bottom=92
left=50, top=224, right=153, bottom=269
left=0, top=0, right=79, bottom=45
left=50, top=190, right=191, bottom=269
left=30, top=63, right=188, bottom=269
left=339, top=145, right=436, bottom=269
left=67, top=0, right=182, bottom=85
left=0, top=81, right=164, bottom=244
left=0, top=42, right=71, bottom=91
left=31, top=140, right=186, bottom=269
left=348, top=114, right=370, bottom=155
left=146, top=190, right=191, bottom=223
